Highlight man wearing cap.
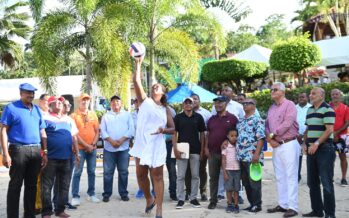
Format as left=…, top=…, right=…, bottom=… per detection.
left=184, top=93, right=212, bottom=202
left=205, top=96, right=238, bottom=210
left=41, top=96, right=80, bottom=218
left=266, top=82, right=300, bottom=217
left=236, top=98, right=265, bottom=213
left=1, top=83, right=47, bottom=218
left=211, top=86, right=244, bottom=203
left=173, top=97, right=206, bottom=209
left=100, top=95, right=134, bottom=202
left=71, top=93, right=100, bottom=206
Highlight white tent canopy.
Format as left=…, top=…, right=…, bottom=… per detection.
left=314, top=36, right=349, bottom=67
left=0, top=75, right=86, bottom=102
left=231, top=44, right=272, bottom=65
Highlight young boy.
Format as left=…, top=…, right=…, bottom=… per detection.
left=221, top=128, right=240, bottom=213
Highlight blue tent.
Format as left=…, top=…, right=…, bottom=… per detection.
left=167, top=84, right=217, bottom=103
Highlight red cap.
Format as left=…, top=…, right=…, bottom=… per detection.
left=48, top=96, right=65, bottom=105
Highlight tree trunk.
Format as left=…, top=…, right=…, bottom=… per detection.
left=85, top=32, right=94, bottom=109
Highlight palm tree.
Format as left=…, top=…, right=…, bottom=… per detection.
left=0, top=1, right=31, bottom=69
left=31, top=0, right=133, bottom=103
left=200, top=0, right=251, bottom=21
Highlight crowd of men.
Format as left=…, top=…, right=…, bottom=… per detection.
left=0, top=82, right=348, bottom=218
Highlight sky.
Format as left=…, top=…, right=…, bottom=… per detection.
left=6, top=0, right=303, bottom=44
left=210, top=0, right=303, bottom=32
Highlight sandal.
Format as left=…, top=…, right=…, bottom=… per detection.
left=145, top=201, right=156, bottom=214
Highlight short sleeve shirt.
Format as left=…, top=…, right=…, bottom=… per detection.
left=306, top=102, right=335, bottom=145
left=174, top=112, right=206, bottom=154
left=236, top=114, right=265, bottom=163
left=221, top=143, right=240, bottom=170
left=207, top=112, right=238, bottom=154
left=71, top=110, right=99, bottom=149
left=330, top=102, right=349, bottom=136
left=1, top=100, right=46, bottom=144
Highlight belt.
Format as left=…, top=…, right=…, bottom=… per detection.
left=10, top=143, right=41, bottom=147
left=276, top=137, right=296, bottom=145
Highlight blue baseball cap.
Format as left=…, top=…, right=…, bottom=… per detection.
left=213, top=96, right=228, bottom=102
left=19, top=83, right=37, bottom=91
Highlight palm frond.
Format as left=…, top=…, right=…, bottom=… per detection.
left=74, top=0, right=98, bottom=21
left=28, top=0, right=44, bottom=22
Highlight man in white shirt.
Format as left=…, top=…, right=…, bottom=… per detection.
left=100, top=95, right=134, bottom=202
left=296, top=93, right=312, bottom=182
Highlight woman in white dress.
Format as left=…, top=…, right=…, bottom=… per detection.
left=129, top=57, right=174, bottom=218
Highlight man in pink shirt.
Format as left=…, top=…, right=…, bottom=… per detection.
left=265, top=82, right=300, bottom=218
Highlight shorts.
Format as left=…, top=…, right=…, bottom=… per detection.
left=335, top=138, right=348, bottom=154
left=224, top=170, right=241, bottom=192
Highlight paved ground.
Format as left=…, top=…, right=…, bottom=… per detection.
left=0, top=157, right=348, bottom=218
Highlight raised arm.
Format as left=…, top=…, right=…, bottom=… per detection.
left=132, top=57, right=147, bottom=105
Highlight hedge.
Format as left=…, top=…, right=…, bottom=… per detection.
left=201, top=58, right=268, bottom=83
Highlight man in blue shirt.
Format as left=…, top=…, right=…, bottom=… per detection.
left=1, top=83, right=47, bottom=218
left=100, top=95, right=134, bottom=202
left=41, top=96, right=79, bottom=218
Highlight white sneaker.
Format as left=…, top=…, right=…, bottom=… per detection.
left=87, top=195, right=100, bottom=203
left=71, top=197, right=80, bottom=206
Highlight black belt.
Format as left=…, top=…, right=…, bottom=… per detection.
left=277, top=137, right=296, bottom=145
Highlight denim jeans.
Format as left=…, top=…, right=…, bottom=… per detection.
left=53, top=156, right=74, bottom=207
left=166, top=141, right=177, bottom=197
left=240, top=161, right=262, bottom=207
left=7, top=145, right=41, bottom=218
left=102, top=149, right=129, bottom=198
left=307, top=142, right=336, bottom=217
left=208, top=153, right=222, bottom=203
left=71, top=149, right=97, bottom=198
left=41, top=159, right=71, bottom=216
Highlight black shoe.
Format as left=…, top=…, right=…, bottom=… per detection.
left=176, top=200, right=185, bottom=209
left=243, top=205, right=252, bottom=211
left=249, top=205, right=262, bottom=213
left=102, top=196, right=110, bottom=202
left=340, top=178, right=348, bottom=187
left=325, top=215, right=336, bottom=218
left=201, top=194, right=208, bottom=202
left=190, top=199, right=201, bottom=208
left=65, top=203, right=77, bottom=210
left=234, top=205, right=240, bottom=214
left=208, top=202, right=216, bottom=209
left=238, top=195, right=244, bottom=204
left=121, top=196, right=129, bottom=201
left=302, top=211, right=324, bottom=217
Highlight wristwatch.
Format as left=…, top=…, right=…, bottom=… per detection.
left=269, top=133, right=274, bottom=139
left=314, top=140, right=320, bottom=146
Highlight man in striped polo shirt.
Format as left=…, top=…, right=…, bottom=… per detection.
left=303, top=87, right=336, bottom=218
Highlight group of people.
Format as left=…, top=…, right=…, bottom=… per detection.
left=0, top=57, right=348, bottom=218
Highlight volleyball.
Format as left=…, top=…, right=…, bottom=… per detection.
left=129, top=42, right=146, bottom=58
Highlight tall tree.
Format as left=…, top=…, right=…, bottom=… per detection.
left=256, top=14, right=292, bottom=48
left=31, top=0, right=132, bottom=103
left=0, top=1, right=31, bottom=69
left=200, top=0, right=251, bottom=21
left=225, top=25, right=259, bottom=54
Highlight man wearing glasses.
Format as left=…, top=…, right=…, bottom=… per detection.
left=71, top=93, right=100, bottom=206
left=266, top=82, right=300, bottom=218
left=237, top=99, right=265, bottom=213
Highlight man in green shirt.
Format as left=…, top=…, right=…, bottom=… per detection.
left=303, top=87, right=336, bottom=218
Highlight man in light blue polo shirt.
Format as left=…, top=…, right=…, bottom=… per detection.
left=100, top=95, right=134, bottom=202
left=1, top=83, right=47, bottom=218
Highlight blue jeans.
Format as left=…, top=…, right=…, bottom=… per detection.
left=102, top=149, right=129, bottom=198
left=166, top=141, right=177, bottom=197
left=307, top=142, right=336, bottom=216
left=71, top=150, right=97, bottom=198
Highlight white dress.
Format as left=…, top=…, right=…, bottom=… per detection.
left=129, top=98, right=167, bottom=168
